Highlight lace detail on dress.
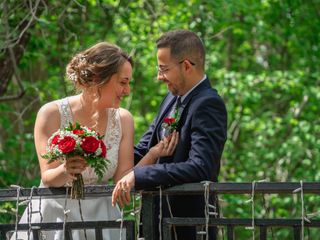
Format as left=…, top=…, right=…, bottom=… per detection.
left=82, top=108, right=122, bottom=184
left=104, top=109, right=122, bottom=180
left=55, top=98, right=122, bottom=185
left=55, top=98, right=73, bottom=129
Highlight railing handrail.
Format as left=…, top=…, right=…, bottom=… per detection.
left=1, top=182, right=320, bottom=239
left=1, top=182, right=320, bottom=201
left=0, top=185, right=116, bottom=201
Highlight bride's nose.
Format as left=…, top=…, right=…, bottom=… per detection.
left=123, top=83, right=130, bottom=96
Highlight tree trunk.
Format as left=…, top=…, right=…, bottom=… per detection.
left=0, top=1, right=46, bottom=98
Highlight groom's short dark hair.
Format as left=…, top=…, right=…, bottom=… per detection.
left=156, top=29, right=205, bottom=70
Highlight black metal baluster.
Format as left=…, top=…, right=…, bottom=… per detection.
left=226, top=225, right=234, bottom=240
left=293, top=226, right=301, bottom=240
left=126, top=220, right=135, bottom=240
left=95, top=227, right=103, bottom=240
left=259, top=226, right=267, bottom=240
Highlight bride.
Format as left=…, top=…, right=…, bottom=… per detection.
left=11, top=42, right=178, bottom=240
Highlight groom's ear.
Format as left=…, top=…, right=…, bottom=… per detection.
left=181, top=59, right=194, bottom=74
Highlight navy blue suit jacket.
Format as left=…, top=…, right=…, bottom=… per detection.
left=134, top=77, right=227, bottom=239
left=134, top=77, right=227, bottom=187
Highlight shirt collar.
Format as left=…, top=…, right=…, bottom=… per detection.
left=180, top=74, right=207, bottom=103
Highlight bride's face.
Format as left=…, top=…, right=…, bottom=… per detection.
left=99, top=60, right=132, bottom=108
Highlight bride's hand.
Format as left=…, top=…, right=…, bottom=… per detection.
left=150, top=131, right=179, bottom=158
left=63, top=155, right=88, bottom=175
left=112, top=170, right=134, bottom=208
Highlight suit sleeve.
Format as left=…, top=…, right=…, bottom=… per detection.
left=134, top=96, right=227, bottom=189
left=134, top=119, right=156, bottom=165
left=134, top=94, right=172, bottom=165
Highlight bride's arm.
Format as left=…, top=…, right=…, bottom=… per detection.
left=111, top=109, right=179, bottom=207
left=34, top=103, right=85, bottom=187
left=112, top=108, right=135, bottom=183
left=113, top=108, right=179, bottom=184
left=136, top=131, right=179, bottom=167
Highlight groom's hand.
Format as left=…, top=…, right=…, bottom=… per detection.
left=112, top=170, right=135, bottom=208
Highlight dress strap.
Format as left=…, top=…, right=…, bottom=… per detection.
left=55, top=98, right=74, bottom=129
left=105, top=108, right=122, bottom=146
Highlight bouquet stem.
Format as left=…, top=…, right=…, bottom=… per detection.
left=71, top=173, right=84, bottom=199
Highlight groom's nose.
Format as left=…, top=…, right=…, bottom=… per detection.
left=157, top=71, right=166, bottom=82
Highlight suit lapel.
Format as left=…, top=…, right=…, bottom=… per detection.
left=177, top=78, right=212, bottom=128
left=153, top=78, right=211, bottom=140
left=154, top=94, right=176, bottom=141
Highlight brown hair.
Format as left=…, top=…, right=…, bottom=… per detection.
left=66, top=42, right=133, bottom=89
left=156, top=29, right=205, bottom=70
left=66, top=42, right=133, bottom=128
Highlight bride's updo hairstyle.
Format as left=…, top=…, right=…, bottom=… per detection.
left=66, top=42, right=133, bottom=91
left=66, top=42, right=133, bottom=128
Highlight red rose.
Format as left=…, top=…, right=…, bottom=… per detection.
left=164, top=117, right=176, bottom=125
left=81, top=136, right=100, bottom=153
left=50, top=134, right=60, bottom=147
left=58, top=136, right=76, bottom=153
left=100, top=140, right=107, bottom=158
left=73, top=129, right=85, bottom=135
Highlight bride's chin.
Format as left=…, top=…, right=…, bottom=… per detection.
left=109, top=101, right=119, bottom=109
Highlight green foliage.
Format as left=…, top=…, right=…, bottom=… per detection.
left=0, top=0, right=319, bottom=238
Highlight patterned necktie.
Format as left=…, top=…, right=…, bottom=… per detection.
left=174, top=96, right=182, bottom=116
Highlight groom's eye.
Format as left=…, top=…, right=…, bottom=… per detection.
left=158, top=67, right=169, bottom=74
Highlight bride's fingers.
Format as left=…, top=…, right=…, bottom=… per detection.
left=118, top=194, right=125, bottom=208
left=66, top=157, right=88, bottom=168
left=124, top=190, right=131, bottom=204
left=112, top=184, right=121, bottom=206
left=112, top=182, right=129, bottom=208
left=111, top=188, right=117, bottom=206
left=118, top=182, right=129, bottom=205
left=167, top=131, right=179, bottom=155
left=66, top=163, right=86, bottom=169
left=162, top=137, right=169, bottom=149
left=65, top=165, right=86, bottom=174
left=122, top=183, right=131, bottom=205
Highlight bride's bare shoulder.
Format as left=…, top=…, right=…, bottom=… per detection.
left=35, top=101, right=60, bottom=131
left=118, top=107, right=133, bottom=119
left=118, top=108, right=133, bottom=131
left=37, top=101, right=60, bottom=118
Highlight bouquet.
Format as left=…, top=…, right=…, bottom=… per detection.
left=42, top=122, right=109, bottom=199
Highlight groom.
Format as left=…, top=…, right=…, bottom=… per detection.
left=116, top=29, right=227, bottom=239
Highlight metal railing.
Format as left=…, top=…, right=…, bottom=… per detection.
left=1, top=182, right=320, bottom=239
left=140, top=182, right=320, bottom=240
left=0, top=186, right=135, bottom=240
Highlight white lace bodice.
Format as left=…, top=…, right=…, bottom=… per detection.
left=55, top=97, right=121, bottom=184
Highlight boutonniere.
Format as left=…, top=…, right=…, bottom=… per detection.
left=161, top=112, right=181, bottom=138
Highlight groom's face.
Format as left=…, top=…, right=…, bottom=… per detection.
left=157, top=48, right=186, bottom=96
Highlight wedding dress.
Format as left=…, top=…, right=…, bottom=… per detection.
left=10, top=97, right=124, bottom=240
